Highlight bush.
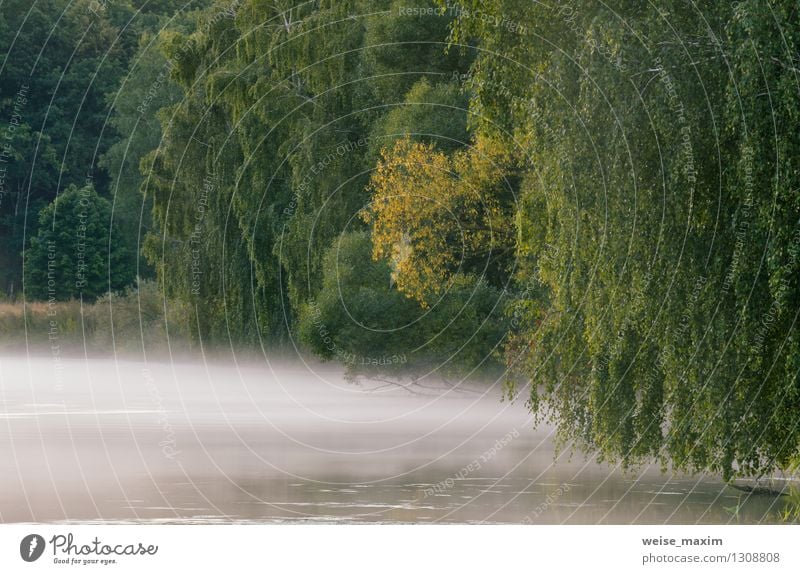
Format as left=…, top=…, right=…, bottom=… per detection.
left=297, top=231, right=508, bottom=378
left=24, top=184, right=135, bottom=301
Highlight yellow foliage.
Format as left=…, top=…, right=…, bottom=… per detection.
left=362, top=136, right=514, bottom=305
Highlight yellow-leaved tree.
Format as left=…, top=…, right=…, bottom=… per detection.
left=362, top=136, right=516, bottom=306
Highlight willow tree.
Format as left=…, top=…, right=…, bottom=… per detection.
left=142, top=0, right=474, bottom=344
left=444, top=0, right=799, bottom=478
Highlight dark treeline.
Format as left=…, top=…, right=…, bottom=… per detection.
left=2, top=0, right=799, bottom=480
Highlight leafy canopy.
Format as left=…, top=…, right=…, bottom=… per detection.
left=25, top=184, right=134, bottom=301
left=362, top=135, right=515, bottom=305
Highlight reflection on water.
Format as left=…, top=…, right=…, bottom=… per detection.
left=0, top=356, right=785, bottom=523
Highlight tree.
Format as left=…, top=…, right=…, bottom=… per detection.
left=360, top=0, right=472, bottom=104
left=446, top=0, right=800, bottom=478
left=100, top=15, right=195, bottom=280
left=0, top=0, right=185, bottom=298
left=142, top=0, right=473, bottom=344
left=297, top=231, right=507, bottom=379
left=362, top=135, right=515, bottom=305
left=25, top=184, right=134, bottom=301
left=368, top=77, right=470, bottom=158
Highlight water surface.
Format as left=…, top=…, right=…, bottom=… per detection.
left=0, top=356, right=784, bottom=523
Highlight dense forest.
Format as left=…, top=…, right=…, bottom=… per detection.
left=2, top=0, right=799, bottom=482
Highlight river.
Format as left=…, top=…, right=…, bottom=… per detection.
left=0, top=356, right=784, bottom=523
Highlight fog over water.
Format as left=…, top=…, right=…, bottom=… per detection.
left=0, top=356, right=782, bottom=523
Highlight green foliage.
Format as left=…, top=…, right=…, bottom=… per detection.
left=0, top=0, right=187, bottom=297
left=297, top=231, right=507, bottom=377
left=450, top=0, right=800, bottom=478
left=2, top=0, right=798, bottom=487
left=143, top=0, right=471, bottom=345
left=100, top=25, right=191, bottom=279
left=25, top=184, right=134, bottom=301
left=369, top=77, right=469, bottom=156
left=361, top=0, right=472, bottom=103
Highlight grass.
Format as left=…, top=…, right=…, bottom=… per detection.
left=0, top=281, right=194, bottom=356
